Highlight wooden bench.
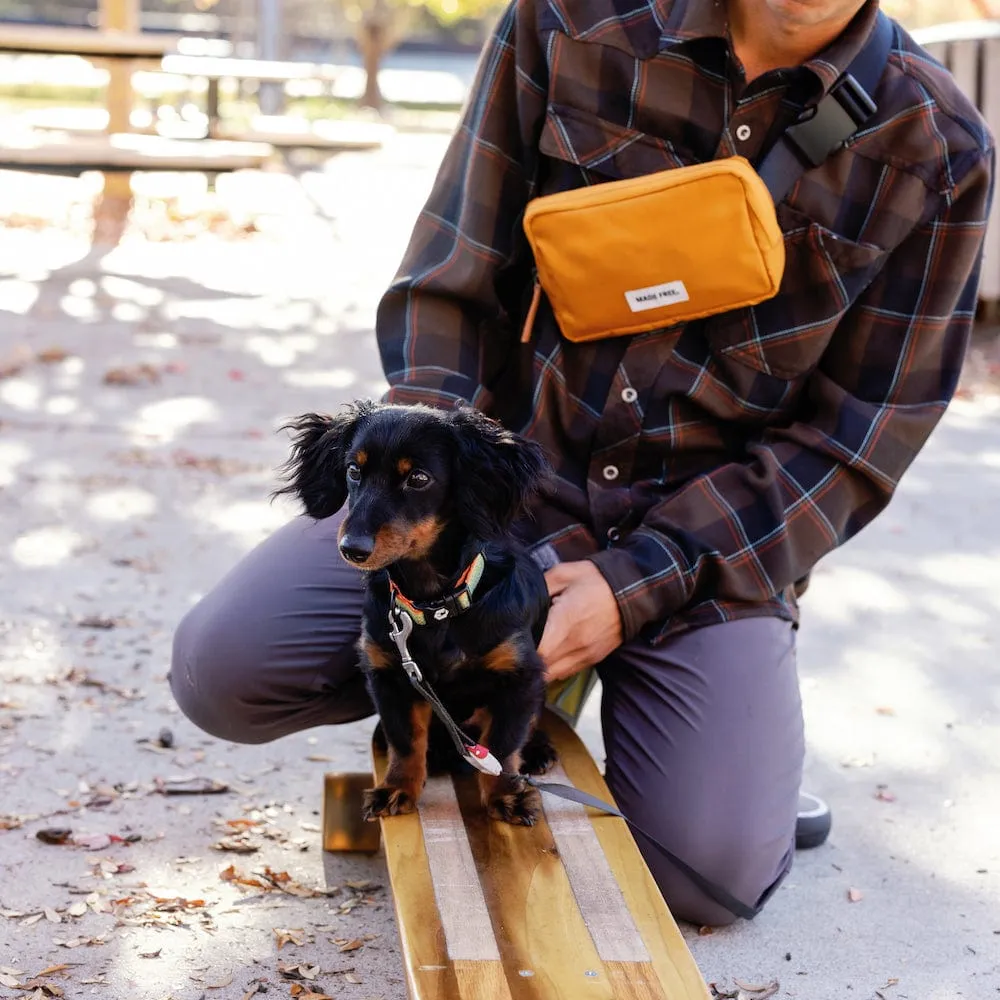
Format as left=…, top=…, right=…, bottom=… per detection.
left=324, top=709, right=709, bottom=1000
left=0, top=23, right=174, bottom=59
left=159, top=54, right=345, bottom=141
left=213, top=116, right=393, bottom=153
left=0, top=132, right=272, bottom=175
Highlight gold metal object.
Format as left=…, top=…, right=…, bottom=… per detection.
left=322, top=772, right=381, bottom=853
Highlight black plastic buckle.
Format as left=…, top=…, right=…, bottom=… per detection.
left=423, top=589, right=469, bottom=622
left=784, top=72, right=878, bottom=168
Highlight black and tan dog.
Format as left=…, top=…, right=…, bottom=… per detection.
left=275, top=401, right=556, bottom=825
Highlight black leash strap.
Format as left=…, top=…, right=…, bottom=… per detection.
left=757, top=9, right=894, bottom=204
left=525, top=777, right=762, bottom=921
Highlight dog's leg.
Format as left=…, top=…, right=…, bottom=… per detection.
left=518, top=724, right=557, bottom=776
left=477, top=687, right=544, bottom=827
left=362, top=698, right=432, bottom=820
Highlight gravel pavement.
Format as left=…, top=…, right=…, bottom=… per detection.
left=1, top=135, right=998, bottom=1000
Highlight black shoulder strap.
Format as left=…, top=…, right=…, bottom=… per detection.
left=758, top=9, right=895, bottom=205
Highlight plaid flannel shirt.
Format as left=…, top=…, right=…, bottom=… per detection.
left=376, top=0, right=995, bottom=644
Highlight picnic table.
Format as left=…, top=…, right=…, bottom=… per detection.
left=0, top=1, right=274, bottom=242
left=158, top=53, right=392, bottom=151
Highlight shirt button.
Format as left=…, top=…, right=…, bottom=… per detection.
left=736, top=123, right=752, bottom=142
left=602, top=465, right=619, bottom=482
left=607, top=527, right=621, bottom=544
left=621, top=387, right=638, bottom=403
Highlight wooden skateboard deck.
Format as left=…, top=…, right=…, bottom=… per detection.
left=373, top=709, right=710, bottom=1000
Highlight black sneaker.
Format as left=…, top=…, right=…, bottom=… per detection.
left=795, top=792, right=832, bottom=849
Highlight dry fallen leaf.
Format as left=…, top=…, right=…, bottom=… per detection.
left=288, top=987, right=333, bottom=1000
left=848, top=887, right=864, bottom=902
left=0, top=973, right=21, bottom=988
left=338, top=939, right=364, bottom=953
left=212, top=835, right=261, bottom=854
left=44, top=909, right=62, bottom=924
left=35, top=967, right=71, bottom=979
left=733, top=979, right=780, bottom=999
left=156, top=776, right=229, bottom=795
left=274, top=928, right=307, bottom=950
left=67, top=902, right=88, bottom=918
left=77, top=615, right=121, bottom=630
left=36, top=347, right=70, bottom=364
left=103, top=363, right=161, bottom=386
left=54, top=936, right=108, bottom=949
left=278, top=962, right=320, bottom=981
left=206, top=973, right=234, bottom=989
left=875, top=706, right=896, bottom=716
left=345, top=880, right=380, bottom=892
left=36, top=828, right=73, bottom=846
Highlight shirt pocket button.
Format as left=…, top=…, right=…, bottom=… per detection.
left=602, top=465, right=620, bottom=482
left=621, top=387, right=638, bottom=403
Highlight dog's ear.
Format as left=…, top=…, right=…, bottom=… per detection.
left=273, top=403, right=369, bottom=519
left=449, top=407, right=551, bottom=540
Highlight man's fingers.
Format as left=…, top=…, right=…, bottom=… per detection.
left=543, top=562, right=577, bottom=595
left=537, top=602, right=569, bottom=663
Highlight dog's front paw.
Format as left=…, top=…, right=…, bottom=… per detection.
left=519, top=729, right=557, bottom=776
left=362, top=785, right=417, bottom=820
left=488, top=784, right=542, bottom=827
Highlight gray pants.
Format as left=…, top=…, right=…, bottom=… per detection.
left=170, top=514, right=804, bottom=927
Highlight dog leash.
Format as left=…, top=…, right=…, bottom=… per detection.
left=387, top=607, right=761, bottom=920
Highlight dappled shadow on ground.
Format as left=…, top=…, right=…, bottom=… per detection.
left=1, top=139, right=999, bottom=998
left=0, top=142, right=448, bottom=999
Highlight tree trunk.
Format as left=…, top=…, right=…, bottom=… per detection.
left=359, top=1, right=392, bottom=111
left=360, top=21, right=387, bottom=109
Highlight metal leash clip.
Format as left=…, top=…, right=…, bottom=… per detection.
left=388, top=608, right=421, bottom=682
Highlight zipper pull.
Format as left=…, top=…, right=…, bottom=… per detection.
left=520, top=277, right=542, bottom=344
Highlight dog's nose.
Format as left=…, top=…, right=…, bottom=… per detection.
left=339, top=534, right=375, bottom=565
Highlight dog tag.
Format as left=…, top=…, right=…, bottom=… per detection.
left=463, top=743, right=502, bottom=776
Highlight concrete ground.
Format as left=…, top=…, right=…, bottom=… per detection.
left=0, top=133, right=998, bottom=1000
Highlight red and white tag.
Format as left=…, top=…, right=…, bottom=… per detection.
left=463, top=744, right=502, bottom=776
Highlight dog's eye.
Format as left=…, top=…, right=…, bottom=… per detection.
left=346, top=463, right=362, bottom=483
left=405, top=469, right=432, bottom=491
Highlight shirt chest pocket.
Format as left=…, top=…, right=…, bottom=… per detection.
left=537, top=103, right=691, bottom=189
left=704, top=204, right=890, bottom=379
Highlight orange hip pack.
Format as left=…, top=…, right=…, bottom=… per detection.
left=521, top=155, right=784, bottom=344
left=517, top=10, right=896, bottom=346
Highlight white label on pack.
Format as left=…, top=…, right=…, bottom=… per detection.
left=624, top=279, right=690, bottom=313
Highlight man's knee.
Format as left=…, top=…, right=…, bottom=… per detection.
left=637, top=829, right=794, bottom=928
left=169, top=602, right=275, bottom=745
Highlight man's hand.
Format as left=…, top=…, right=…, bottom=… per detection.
left=537, top=561, right=623, bottom=682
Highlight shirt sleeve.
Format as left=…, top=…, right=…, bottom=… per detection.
left=376, top=0, right=548, bottom=412
left=590, top=147, right=996, bottom=643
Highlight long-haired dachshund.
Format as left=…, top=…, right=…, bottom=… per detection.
left=274, top=401, right=557, bottom=826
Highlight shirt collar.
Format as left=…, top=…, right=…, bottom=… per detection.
left=658, top=0, right=880, bottom=100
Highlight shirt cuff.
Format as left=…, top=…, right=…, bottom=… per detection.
left=587, top=536, right=685, bottom=643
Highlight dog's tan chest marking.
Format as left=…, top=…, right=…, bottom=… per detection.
left=360, top=637, right=393, bottom=671
left=482, top=639, right=521, bottom=673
